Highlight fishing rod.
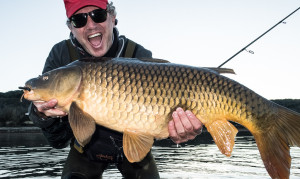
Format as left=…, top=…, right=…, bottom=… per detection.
left=218, top=6, right=300, bottom=68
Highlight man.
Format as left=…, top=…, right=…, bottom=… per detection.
left=28, top=0, right=203, bottom=178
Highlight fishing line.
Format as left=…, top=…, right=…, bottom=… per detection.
left=218, top=6, right=300, bottom=68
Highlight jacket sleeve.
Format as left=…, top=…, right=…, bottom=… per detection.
left=28, top=40, right=74, bottom=149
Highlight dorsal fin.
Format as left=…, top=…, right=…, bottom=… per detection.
left=138, top=58, right=170, bottom=63
left=206, top=67, right=236, bottom=74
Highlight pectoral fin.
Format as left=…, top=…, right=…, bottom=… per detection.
left=206, top=120, right=238, bottom=156
left=123, top=129, right=154, bottom=163
left=69, top=102, right=96, bottom=147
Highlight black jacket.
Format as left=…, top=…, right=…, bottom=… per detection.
left=28, top=28, right=152, bottom=149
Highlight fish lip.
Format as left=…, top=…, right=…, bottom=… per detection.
left=18, top=86, right=32, bottom=91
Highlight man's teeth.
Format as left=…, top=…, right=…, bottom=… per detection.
left=88, top=33, right=102, bottom=38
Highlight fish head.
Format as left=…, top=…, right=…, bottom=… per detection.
left=21, top=66, right=82, bottom=108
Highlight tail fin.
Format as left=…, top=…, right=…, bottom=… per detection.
left=253, top=105, right=300, bottom=179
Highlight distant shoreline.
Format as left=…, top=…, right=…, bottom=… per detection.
left=0, top=126, right=249, bottom=134
left=0, top=127, right=42, bottom=133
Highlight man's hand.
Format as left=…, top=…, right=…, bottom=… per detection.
left=168, top=107, right=203, bottom=144
left=33, top=99, right=67, bottom=118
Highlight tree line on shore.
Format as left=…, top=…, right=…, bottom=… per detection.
left=1, top=90, right=300, bottom=127
left=0, top=90, right=31, bottom=127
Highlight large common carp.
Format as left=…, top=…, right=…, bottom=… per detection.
left=21, top=57, right=300, bottom=179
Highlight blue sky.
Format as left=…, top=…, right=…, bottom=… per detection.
left=1, top=0, right=300, bottom=99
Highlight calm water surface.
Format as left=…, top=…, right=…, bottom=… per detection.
left=0, top=129, right=299, bottom=179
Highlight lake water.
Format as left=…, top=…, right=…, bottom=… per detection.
left=0, top=129, right=300, bottom=179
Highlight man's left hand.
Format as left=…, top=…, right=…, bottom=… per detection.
left=168, top=107, right=203, bottom=144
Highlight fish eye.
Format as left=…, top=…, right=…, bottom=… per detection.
left=43, top=76, right=49, bottom=81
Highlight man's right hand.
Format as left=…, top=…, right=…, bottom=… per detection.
left=33, top=99, right=67, bottom=118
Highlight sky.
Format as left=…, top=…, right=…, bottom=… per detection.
left=1, top=0, right=300, bottom=99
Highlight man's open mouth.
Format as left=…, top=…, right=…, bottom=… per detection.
left=88, top=33, right=102, bottom=48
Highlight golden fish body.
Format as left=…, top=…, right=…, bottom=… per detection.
left=78, top=58, right=270, bottom=136
left=22, top=57, right=300, bottom=179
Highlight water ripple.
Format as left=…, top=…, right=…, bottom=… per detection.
left=0, top=133, right=299, bottom=178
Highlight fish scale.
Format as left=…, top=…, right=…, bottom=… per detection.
left=21, top=57, right=300, bottom=178
left=79, top=59, right=255, bottom=134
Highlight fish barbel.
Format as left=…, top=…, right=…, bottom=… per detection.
left=21, top=57, right=300, bottom=179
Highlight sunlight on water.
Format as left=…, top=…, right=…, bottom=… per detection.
left=0, top=133, right=300, bottom=179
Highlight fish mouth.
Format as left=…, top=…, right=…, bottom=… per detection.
left=19, top=86, right=32, bottom=102
left=18, top=86, right=42, bottom=102
left=88, top=32, right=102, bottom=48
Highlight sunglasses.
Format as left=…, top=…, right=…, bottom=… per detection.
left=69, top=9, right=107, bottom=28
